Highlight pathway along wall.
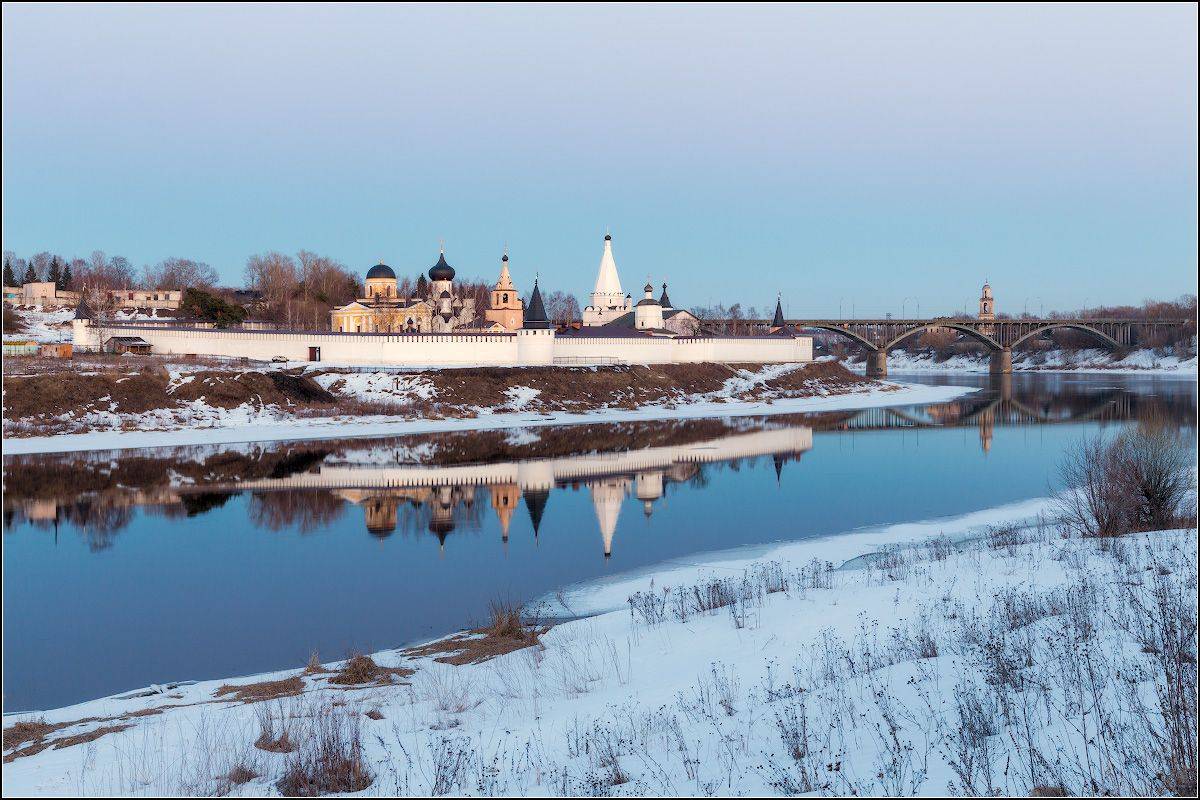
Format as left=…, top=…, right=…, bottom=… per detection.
left=74, top=322, right=812, bottom=366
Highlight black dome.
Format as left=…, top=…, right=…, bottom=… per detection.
left=429, top=252, right=455, bottom=282
left=366, top=263, right=395, bottom=280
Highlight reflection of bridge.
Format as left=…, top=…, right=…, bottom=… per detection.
left=776, top=318, right=1186, bottom=376
left=811, top=374, right=1141, bottom=452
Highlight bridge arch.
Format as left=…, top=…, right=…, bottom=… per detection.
left=1007, top=322, right=1122, bottom=351
left=796, top=324, right=882, bottom=351
left=882, top=322, right=1003, bottom=352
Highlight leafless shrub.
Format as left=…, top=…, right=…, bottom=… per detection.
left=254, top=700, right=296, bottom=753
left=1056, top=414, right=1194, bottom=538
left=924, top=534, right=956, bottom=561
left=627, top=587, right=668, bottom=626
left=275, top=699, right=373, bottom=796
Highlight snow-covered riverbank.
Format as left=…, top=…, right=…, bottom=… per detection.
left=849, top=346, right=1197, bottom=375
left=4, top=490, right=1194, bottom=796
left=2, top=380, right=976, bottom=455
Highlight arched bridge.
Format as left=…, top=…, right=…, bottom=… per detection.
left=776, top=318, right=1187, bottom=376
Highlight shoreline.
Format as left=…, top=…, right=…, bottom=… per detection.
left=846, top=347, right=1197, bottom=377
left=2, top=380, right=976, bottom=455
left=2, top=492, right=1057, bottom=719
left=7, top=490, right=1190, bottom=796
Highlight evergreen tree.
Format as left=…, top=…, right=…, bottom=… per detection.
left=47, top=257, right=62, bottom=289
left=61, top=264, right=73, bottom=291
left=22, top=264, right=36, bottom=284
left=3, top=257, right=16, bottom=287
left=415, top=274, right=429, bottom=299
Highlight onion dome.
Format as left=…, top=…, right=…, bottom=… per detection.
left=523, top=278, right=551, bottom=329
left=636, top=281, right=660, bottom=307
left=429, top=250, right=455, bottom=282
left=366, top=263, right=395, bottom=280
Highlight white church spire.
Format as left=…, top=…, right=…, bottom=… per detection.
left=592, top=232, right=624, bottom=300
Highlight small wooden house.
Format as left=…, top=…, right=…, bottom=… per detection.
left=38, top=342, right=73, bottom=358
left=104, top=336, right=152, bottom=355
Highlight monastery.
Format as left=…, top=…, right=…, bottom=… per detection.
left=73, top=234, right=812, bottom=367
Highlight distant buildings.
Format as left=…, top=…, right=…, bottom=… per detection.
left=5, top=282, right=80, bottom=309
left=3, top=281, right=181, bottom=311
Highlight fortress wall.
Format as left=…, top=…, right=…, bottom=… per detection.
left=85, top=324, right=521, bottom=365
left=554, top=334, right=811, bottom=365
left=78, top=323, right=813, bottom=367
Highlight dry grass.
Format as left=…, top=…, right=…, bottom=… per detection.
left=214, top=675, right=305, bottom=703
left=328, top=654, right=414, bottom=686
left=275, top=699, right=373, bottom=796
left=225, top=763, right=258, bottom=785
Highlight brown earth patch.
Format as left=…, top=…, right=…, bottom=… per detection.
left=3, top=716, right=132, bottom=763
left=214, top=675, right=305, bottom=703
left=404, top=625, right=549, bottom=666
left=327, top=654, right=414, bottom=686
left=5, top=360, right=875, bottom=438
left=51, top=724, right=132, bottom=750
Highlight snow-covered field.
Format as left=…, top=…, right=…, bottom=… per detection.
left=3, top=380, right=977, bottom=455
left=850, top=347, right=1197, bottom=375
left=4, top=492, right=1194, bottom=797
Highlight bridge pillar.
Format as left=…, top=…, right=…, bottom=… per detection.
left=990, top=347, right=1012, bottom=374
left=866, top=350, right=888, bottom=378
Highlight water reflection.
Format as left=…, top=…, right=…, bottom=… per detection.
left=4, top=373, right=1193, bottom=559
left=3, top=373, right=1195, bottom=712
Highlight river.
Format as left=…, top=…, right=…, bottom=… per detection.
left=3, top=372, right=1194, bottom=712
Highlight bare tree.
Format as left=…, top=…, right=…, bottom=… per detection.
left=143, top=257, right=219, bottom=290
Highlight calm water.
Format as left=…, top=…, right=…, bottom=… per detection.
left=3, top=373, right=1195, bottom=712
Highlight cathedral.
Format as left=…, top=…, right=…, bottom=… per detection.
left=330, top=248, right=500, bottom=333
left=331, top=233, right=700, bottom=337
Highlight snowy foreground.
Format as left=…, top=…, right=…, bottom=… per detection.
left=849, top=347, right=1197, bottom=376
left=3, top=380, right=974, bottom=455
left=4, top=494, right=1195, bottom=797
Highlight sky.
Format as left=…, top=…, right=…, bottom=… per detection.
left=2, top=3, right=1196, bottom=317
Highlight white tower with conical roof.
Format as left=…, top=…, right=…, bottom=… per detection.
left=583, top=233, right=633, bottom=327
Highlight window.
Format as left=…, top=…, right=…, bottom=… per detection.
left=503, top=293, right=508, bottom=303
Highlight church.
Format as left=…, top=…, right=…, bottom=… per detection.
left=330, top=248, right=496, bottom=333
left=331, top=233, right=700, bottom=337
left=581, top=234, right=700, bottom=335
left=80, top=231, right=812, bottom=367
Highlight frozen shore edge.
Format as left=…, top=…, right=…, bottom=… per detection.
left=2, top=380, right=977, bottom=456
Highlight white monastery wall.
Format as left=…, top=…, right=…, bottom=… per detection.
left=75, top=322, right=812, bottom=367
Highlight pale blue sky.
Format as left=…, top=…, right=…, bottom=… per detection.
left=3, top=3, right=1196, bottom=315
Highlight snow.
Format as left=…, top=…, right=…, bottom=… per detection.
left=311, top=371, right=438, bottom=406
left=2, top=308, right=74, bottom=343
left=852, top=346, right=1198, bottom=376
left=4, top=489, right=1192, bottom=796
left=2, top=381, right=977, bottom=455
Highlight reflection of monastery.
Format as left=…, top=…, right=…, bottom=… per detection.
left=190, top=425, right=815, bottom=558
left=73, top=234, right=811, bottom=366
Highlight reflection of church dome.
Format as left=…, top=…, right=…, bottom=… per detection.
left=367, top=263, right=395, bottom=280
left=366, top=521, right=394, bottom=538
left=428, top=518, right=455, bottom=535
left=429, top=252, right=456, bottom=282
